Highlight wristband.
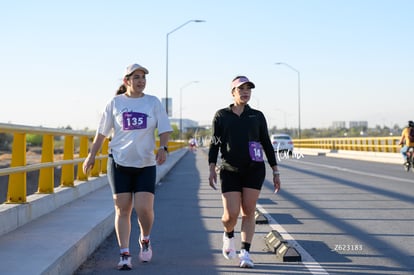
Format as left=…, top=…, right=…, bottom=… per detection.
left=273, top=171, right=280, bottom=176
left=159, top=146, right=168, bottom=152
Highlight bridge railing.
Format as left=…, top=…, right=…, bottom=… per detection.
left=293, top=136, right=401, bottom=153
left=0, top=123, right=185, bottom=204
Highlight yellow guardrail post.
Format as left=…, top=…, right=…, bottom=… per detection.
left=90, top=148, right=101, bottom=177
left=6, top=133, right=27, bottom=203
left=37, top=134, right=54, bottom=193
left=77, top=136, right=89, bottom=181
left=382, top=138, right=388, bottom=152
left=61, top=135, right=75, bottom=187
left=100, top=139, right=109, bottom=174
left=367, top=138, right=375, bottom=152
left=391, top=138, right=399, bottom=153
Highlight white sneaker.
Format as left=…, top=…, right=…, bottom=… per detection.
left=117, top=253, right=132, bottom=270
left=139, top=238, right=153, bottom=262
left=222, top=232, right=236, bottom=259
left=239, top=249, right=254, bottom=268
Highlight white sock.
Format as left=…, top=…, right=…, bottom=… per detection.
left=120, top=248, right=129, bottom=254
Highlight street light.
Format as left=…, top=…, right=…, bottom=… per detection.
left=165, top=19, right=205, bottom=116
left=275, top=108, right=289, bottom=129
left=180, top=81, right=199, bottom=140
left=275, top=62, right=301, bottom=139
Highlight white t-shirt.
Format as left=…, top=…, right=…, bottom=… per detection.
left=97, top=94, right=172, bottom=168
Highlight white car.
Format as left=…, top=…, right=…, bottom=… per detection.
left=271, top=134, right=294, bottom=155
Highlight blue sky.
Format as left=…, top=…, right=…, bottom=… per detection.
left=1, top=0, right=413, bottom=130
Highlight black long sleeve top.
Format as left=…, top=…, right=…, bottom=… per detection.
left=208, top=104, right=277, bottom=169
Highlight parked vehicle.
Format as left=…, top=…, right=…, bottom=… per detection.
left=270, top=134, right=294, bottom=156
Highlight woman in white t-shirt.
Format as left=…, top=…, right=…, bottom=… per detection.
left=83, top=63, right=172, bottom=270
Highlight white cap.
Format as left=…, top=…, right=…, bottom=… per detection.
left=124, top=63, right=149, bottom=78
left=231, top=76, right=255, bottom=90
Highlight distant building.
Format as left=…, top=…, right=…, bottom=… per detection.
left=349, top=121, right=368, bottom=129
left=330, top=121, right=369, bottom=129
left=170, top=118, right=198, bottom=133
left=331, top=121, right=346, bottom=129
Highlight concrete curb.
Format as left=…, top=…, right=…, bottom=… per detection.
left=0, top=148, right=188, bottom=275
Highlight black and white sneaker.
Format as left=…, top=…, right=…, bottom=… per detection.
left=117, top=253, right=132, bottom=270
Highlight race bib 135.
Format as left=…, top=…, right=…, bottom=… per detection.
left=122, top=112, right=147, bottom=130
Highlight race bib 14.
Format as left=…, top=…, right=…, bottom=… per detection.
left=249, top=141, right=264, bottom=162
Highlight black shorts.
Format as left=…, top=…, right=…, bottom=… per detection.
left=219, top=162, right=266, bottom=193
left=107, top=156, right=156, bottom=194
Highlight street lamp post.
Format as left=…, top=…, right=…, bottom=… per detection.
left=275, top=108, right=289, bottom=129
left=275, top=62, right=301, bottom=139
left=165, top=19, right=205, bottom=116
left=180, top=81, right=199, bottom=140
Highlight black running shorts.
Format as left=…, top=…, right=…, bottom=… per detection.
left=107, top=156, right=156, bottom=194
left=219, top=161, right=266, bottom=193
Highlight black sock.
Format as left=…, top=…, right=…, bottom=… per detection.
left=241, top=242, right=251, bottom=252
left=225, top=230, right=234, bottom=238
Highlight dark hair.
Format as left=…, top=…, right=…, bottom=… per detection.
left=116, top=84, right=127, bottom=95
left=409, top=121, right=414, bottom=127
left=116, top=73, right=131, bottom=95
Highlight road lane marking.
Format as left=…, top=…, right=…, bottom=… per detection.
left=256, top=204, right=329, bottom=275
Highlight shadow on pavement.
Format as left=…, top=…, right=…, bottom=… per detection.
left=76, top=151, right=221, bottom=274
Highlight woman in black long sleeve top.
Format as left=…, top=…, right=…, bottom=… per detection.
left=208, top=76, right=281, bottom=268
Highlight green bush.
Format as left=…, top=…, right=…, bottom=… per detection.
left=26, top=134, right=43, bottom=146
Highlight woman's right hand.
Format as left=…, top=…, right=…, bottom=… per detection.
left=82, top=154, right=95, bottom=175
left=208, top=164, right=218, bottom=190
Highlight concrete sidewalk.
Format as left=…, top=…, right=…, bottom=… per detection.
left=0, top=148, right=188, bottom=275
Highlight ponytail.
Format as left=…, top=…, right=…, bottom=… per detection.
left=116, top=84, right=127, bottom=95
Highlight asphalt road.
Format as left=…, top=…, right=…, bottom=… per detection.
left=75, top=149, right=414, bottom=275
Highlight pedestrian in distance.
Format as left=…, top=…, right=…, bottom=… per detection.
left=189, top=137, right=197, bottom=151
left=83, top=63, right=172, bottom=270
left=208, top=75, right=281, bottom=268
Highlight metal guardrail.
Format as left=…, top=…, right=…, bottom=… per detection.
left=2, top=122, right=399, bottom=204
left=293, top=136, right=401, bottom=153
left=0, top=123, right=185, bottom=204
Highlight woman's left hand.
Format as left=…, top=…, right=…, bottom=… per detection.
left=273, top=174, right=281, bottom=193
left=156, top=148, right=167, bottom=165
